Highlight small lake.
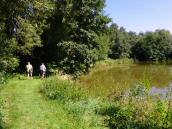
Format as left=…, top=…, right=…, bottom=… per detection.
left=79, top=64, right=172, bottom=96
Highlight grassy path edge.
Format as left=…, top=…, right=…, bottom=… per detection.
left=0, top=78, right=74, bottom=129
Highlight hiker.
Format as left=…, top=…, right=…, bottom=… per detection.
left=40, top=63, right=46, bottom=78
left=26, top=62, right=33, bottom=79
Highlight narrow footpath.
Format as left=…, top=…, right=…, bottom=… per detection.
left=0, top=79, right=70, bottom=129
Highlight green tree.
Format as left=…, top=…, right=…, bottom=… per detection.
left=0, top=34, right=19, bottom=72
left=0, top=0, right=54, bottom=71
left=44, top=0, right=110, bottom=76
left=109, top=27, right=132, bottom=59
left=132, top=30, right=172, bottom=61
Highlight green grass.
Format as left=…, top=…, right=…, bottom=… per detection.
left=2, top=74, right=172, bottom=129
left=41, top=76, right=172, bottom=129
left=41, top=77, right=106, bottom=129
left=0, top=78, right=81, bottom=129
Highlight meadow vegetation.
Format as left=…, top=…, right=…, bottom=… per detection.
left=41, top=76, right=172, bottom=129
left=41, top=77, right=105, bottom=129
left=1, top=0, right=172, bottom=128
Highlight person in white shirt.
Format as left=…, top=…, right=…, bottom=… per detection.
left=40, top=63, right=46, bottom=78
left=26, top=62, right=33, bottom=79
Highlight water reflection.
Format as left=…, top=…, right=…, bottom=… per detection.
left=80, top=64, right=172, bottom=96
left=150, top=84, right=172, bottom=99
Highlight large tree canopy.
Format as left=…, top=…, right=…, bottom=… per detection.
left=108, top=23, right=172, bottom=62
left=132, top=30, right=172, bottom=61
left=42, top=0, right=110, bottom=76
left=1, top=0, right=172, bottom=75
left=0, top=0, right=54, bottom=55
left=0, top=0, right=54, bottom=72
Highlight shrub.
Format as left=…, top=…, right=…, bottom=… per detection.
left=98, top=84, right=172, bottom=129
left=41, top=77, right=87, bottom=102
left=41, top=77, right=172, bottom=129
left=0, top=73, right=6, bottom=87
left=57, top=41, right=98, bottom=77
left=0, top=72, right=12, bottom=87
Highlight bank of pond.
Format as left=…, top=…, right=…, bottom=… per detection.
left=42, top=61, right=172, bottom=128
left=1, top=61, right=172, bottom=128
left=41, top=77, right=172, bottom=129
left=32, top=61, right=172, bottom=128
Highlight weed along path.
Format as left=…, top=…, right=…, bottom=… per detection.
left=0, top=79, right=70, bottom=129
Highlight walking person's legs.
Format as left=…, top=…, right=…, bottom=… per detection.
left=30, top=71, right=33, bottom=79
left=27, top=72, right=30, bottom=79
left=43, top=71, right=46, bottom=78
left=40, top=70, right=43, bottom=78
left=41, top=70, right=46, bottom=78
left=42, top=71, right=44, bottom=78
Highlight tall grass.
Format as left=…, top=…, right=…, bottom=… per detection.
left=0, top=97, right=3, bottom=129
left=0, top=71, right=5, bottom=125
left=0, top=72, right=14, bottom=88
left=41, top=77, right=87, bottom=102
left=41, top=76, right=172, bottom=129
left=41, top=77, right=105, bottom=129
left=98, top=83, right=172, bottom=129
left=96, top=58, right=134, bottom=67
left=0, top=72, right=6, bottom=129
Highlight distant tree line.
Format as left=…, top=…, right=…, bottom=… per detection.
left=0, top=0, right=172, bottom=76
left=108, top=23, right=172, bottom=61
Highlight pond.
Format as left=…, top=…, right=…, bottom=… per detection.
left=79, top=63, right=172, bottom=97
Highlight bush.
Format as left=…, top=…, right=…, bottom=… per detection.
left=0, top=72, right=12, bottom=87
left=57, top=41, right=98, bottom=77
left=98, top=84, right=172, bottom=129
left=41, top=77, right=172, bottom=129
left=0, top=73, right=6, bottom=87
left=41, top=77, right=87, bottom=102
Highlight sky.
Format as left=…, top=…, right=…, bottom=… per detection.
left=104, top=0, right=172, bottom=33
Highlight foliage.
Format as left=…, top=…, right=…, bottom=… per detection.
left=0, top=0, right=54, bottom=72
left=109, top=25, right=134, bottom=59
left=97, top=33, right=111, bottom=60
left=108, top=25, right=172, bottom=62
left=41, top=77, right=87, bottom=102
left=41, top=77, right=105, bottom=128
left=94, top=58, right=134, bottom=71
left=64, top=99, right=104, bottom=128
left=98, top=84, right=172, bottom=129
left=0, top=97, right=4, bottom=129
left=0, top=73, right=8, bottom=88
left=132, top=30, right=172, bottom=61
left=42, top=0, right=110, bottom=76
left=0, top=34, right=19, bottom=72
left=42, top=77, right=172, bottom=129
left=0, top=0, right=54, bottom=54
left=0, top=78, right=83, bottom=129
left=58, top=41, right=98, bottom=77
left=129, top=83, right=148, bottom=97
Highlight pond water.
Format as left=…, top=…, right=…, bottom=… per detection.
left=79, top=64, right=172, bottom=96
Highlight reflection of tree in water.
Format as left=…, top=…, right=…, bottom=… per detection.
left=80, top=64, right=172, bottom=96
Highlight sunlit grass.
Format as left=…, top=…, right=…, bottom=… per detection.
left=0, top=78, right=94, bottom=129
